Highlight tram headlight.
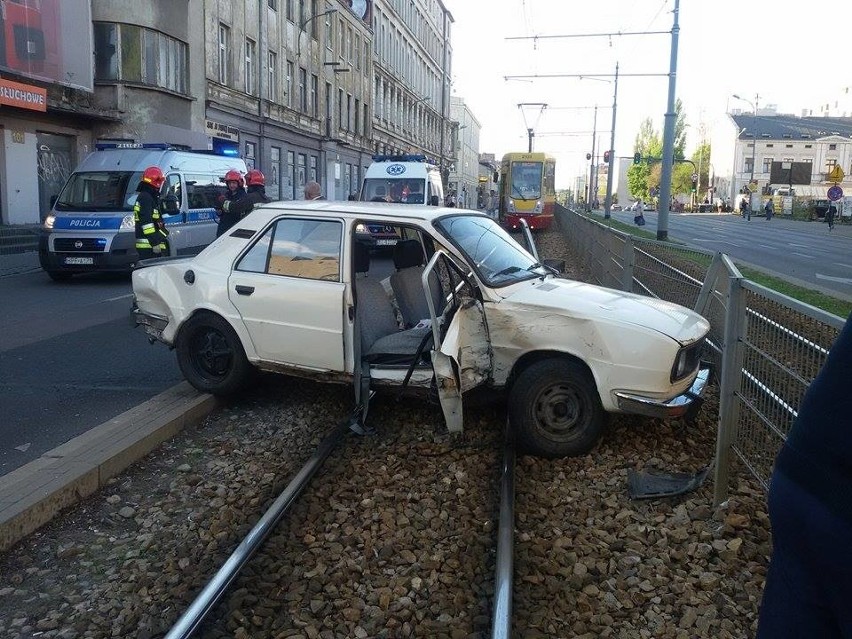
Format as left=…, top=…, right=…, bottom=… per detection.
left=533, top=200, right=543, bottom=214
left=507, top=200, right=516, bottom=213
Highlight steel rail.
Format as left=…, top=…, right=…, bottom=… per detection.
left=491, top=419, right=516, bottom=639
left=165, top=417, right=352, bottom=639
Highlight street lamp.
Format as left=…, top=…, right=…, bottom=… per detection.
left=732, top=94, right=757, bottom=196
left=296, top=8, right=338, bottom=59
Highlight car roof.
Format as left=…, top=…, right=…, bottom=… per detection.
left=246, top=200, right=488, bottom=226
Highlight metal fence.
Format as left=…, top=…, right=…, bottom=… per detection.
left=555, top=205, right=846, bottom=504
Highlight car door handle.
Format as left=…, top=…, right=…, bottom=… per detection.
left=235, top=285, right=254, bottom=296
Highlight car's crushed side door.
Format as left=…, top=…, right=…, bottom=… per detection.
left=422, top=250, right=492, bottom=434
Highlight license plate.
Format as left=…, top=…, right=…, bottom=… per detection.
left=376, top=239, right=397, bottom=246
left=64, top=256, right=94, bottom=265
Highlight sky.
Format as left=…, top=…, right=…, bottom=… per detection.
left=445, top=0, right=852, bottom=189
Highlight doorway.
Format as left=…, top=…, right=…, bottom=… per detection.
left=36, top=132, right=74, bottom=221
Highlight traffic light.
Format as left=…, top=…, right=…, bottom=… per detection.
left=586, top=153, right=592, bottom=160
left=633, top=152, right=641, bottom=165
left=691, top=173, right=698, bottom=193
left=603, top=151, right=610, bottom=163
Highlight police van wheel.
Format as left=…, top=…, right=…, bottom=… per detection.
left=177, top=312, right=251, bottom=396
left=46, top=270, right=73, bottom=282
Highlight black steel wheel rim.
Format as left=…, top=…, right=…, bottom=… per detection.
left=190, top=327, right=233, bottom=381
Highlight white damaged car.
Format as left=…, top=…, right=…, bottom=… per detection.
left=131, top=202, right=710, bottom=457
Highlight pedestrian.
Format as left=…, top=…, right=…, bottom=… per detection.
left=304, top=181, right=324, bottom=200
left=740, top=197, right=750, bottom=221
left=133, top=166, right=169, bottom=260
left=764, top=198, right=774, bottom=220
left=445, top=191, right=456, bottom=208
left=826, top=204, right=837, bottom=231
left=756, top=311, right=852, bottom=638
left=216, top=169, right=247, bottom=237
left=220, top=169, right=271, bottom=223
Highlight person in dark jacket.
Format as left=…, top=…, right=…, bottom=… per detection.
left=223, top=169, right=271, bottom=222
left=756, top=312, right=852, bottom=637
left=216, top=169, right=247, bottom=237
left=134, top=166, right=169, bottom=260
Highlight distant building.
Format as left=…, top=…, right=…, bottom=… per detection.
left=710, top=113, right=852, bottom=204
left=447, top=96, right=481, bottom=208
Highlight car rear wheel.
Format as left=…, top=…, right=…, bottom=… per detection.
left=509, top=358, right=607, bottom=458
left=176, top=313, right=251, bottom=396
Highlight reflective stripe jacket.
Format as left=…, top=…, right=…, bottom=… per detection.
left=134, top=183, right=168, bottom=250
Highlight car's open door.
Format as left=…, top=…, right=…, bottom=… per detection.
left=421, top=250, right=491, bottom=434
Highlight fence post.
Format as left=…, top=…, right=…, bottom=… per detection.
left=622, top=236, right=634, bottom=292
left=713, top=275, right=747, bottom=506
left=694, top=253, right=723, bottom=315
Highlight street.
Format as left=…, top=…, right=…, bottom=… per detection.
left=0, top=267, right=182, bottom=475
left=605, top=210, right=852, bottom=301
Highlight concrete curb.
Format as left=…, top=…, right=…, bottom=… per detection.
left=0, top=382, right=219, bottom=553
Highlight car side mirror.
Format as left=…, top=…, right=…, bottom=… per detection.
left=429, top=195, right=440, bottom=206
left=542, top=258, right=565, bottom=274
left=493, top=171, right=499, bottom=183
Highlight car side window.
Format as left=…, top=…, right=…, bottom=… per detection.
left=236, top=218, right=343, bottom=282
left=162, top=174, right=182, bottom=210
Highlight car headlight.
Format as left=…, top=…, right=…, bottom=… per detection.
left=671, top=339, right=703, bottom=382
left=120, top=214, right=135, bottom=230
left=43, top=214, right=55, bottom=230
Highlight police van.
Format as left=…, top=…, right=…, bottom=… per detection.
left=39, top=143, right=248, bottom=281
left=359, top=154, right=444, bottom=206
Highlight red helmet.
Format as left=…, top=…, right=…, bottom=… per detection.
left=141, top=166, right=165, bottom=189
left=224, top=169, right=244, bottom=186
left=245, top=169, right=265, bottom=187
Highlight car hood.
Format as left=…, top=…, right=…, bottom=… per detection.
left=500, top=277, right=709, bottom=345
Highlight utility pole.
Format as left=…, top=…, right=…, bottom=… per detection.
left=527, top=128, right=534, bottom=153
left=656, top=0, right=680, bottom=241
left=603, top=63, right=619, bottom=220
left=588, top=105, right=597, bottom=212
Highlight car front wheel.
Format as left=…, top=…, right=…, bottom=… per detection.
left=176, top=313, right=251, bottom=396
left=509, top=358, right=607, bottom=458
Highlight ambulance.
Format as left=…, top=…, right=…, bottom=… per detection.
left=359, top=154, right=444, bottom=206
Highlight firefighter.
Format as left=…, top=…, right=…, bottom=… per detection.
left=134, top=166, right=169, bottom=260
left=224, top=169, right=272, bottom=221
left=216, top=169, right=247, bottom=237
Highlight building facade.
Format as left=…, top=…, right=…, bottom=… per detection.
left=710, top=113, right=852, bottom=206
left=0, top=0, right=455, bottom=227
left=447, top=95, right=480, bottom=208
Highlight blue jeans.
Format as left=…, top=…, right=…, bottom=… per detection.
left=757, top=469, right=852, bottom=638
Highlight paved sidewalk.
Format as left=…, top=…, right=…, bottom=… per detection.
left=0, top=251, right=40, bottom=277
left=0, top=382, right=218, bottom=552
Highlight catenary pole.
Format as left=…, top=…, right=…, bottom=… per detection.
left=656, top=0, right=680, bottom=241
left=588, top=105, right=597, bottom=212
left=604, top=63, right=619, bottom=220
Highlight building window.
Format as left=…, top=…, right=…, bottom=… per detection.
left=744, top=157, right=753, bottom=175
left=286, top=61, right=294, bottom=108
left=354, top=34, right=361, bottom=69
left=286, top=150, right=295, bottom=199
left=297, top=153, right=307, bottom=199
left=245, top=38, right=256, bottom=95
left=245, top=142, right=256, bottom=170
left=363, top=103, right=369, bottom=137
left=285, top=0, right=293, bottom=22
left=299, top=67, right=307, bottom=112
left=338, top=88, right=344, bottom=128
left=269, top=147, right=281, bottom=200
left=311, top=0, right=320, bottom=39
left=325, top=4, right=334, bottom=49
left=218, top=24, right=230, bottom=85
left=310, top=155, right=318, bottom=182
left=762, top=157, right=773, bottom=173
left=311, top=74, right=319, bottom=118
left=829, top=144, right=837, bottom=150
left=268, top=51, right=278, bottom=102
left=347, top=94, right=352, bottom=131
left=298, top=0, right=307, bottom=28
left=354, top=98, right=360, bottom=135
left=268, top=0, right=277, bottom=9
left=93, top=22, right=188, bottom=94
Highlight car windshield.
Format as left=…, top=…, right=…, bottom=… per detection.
left=435, top=215, right=546, bottom=287
left=361, top=178, right=426, bottom=204
left=55, top=171, right=143, bottom=211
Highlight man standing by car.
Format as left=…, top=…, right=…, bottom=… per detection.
left=216, top=169, right=247, bottom=237
left=134, top=166, right=169, bottom=260
left=222, top=170, right=271, bottom=222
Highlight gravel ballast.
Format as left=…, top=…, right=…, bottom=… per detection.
left=0, top=221, right=771, bottom=638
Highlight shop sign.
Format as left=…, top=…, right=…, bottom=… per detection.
left=205, top=119, right=240, bottom=142
left=0, top=77, right=47, bottom=112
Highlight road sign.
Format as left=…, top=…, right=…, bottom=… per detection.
left=828, top=185, right=844, bottom=201
left=828, top=165, right=845, bottom=183
left=747, top=181, right=758, bottom=192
